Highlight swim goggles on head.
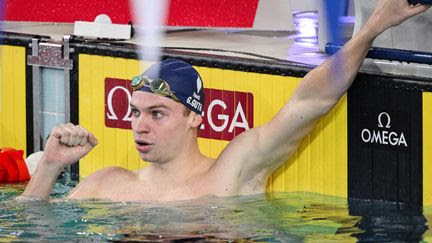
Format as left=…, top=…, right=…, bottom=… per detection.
left=131, top=75, right=180, bottom=102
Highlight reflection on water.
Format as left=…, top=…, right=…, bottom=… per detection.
left=0, top=180, right=429, bottom=242
left=349, top=198, right=427, bottom=242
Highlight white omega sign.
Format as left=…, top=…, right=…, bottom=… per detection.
left=361, top=112, right=408, bottom=147
left=106, top=86, right=132, bottom=121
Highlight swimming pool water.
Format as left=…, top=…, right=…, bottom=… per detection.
left=0, top=177, right=430, bottom=242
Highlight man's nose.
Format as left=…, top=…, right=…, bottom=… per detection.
left=133, top=115, right=151, bottom=134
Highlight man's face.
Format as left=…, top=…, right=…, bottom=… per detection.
left=130, top=91, right=190, bottom=163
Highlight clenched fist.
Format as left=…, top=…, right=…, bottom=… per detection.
left=42, top=123, right=98, bottom=168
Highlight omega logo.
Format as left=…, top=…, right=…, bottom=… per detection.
left=377, top=112, right=391, bottom=128
left=106, top=86, right=132, bottom=122
left=361, top=112, right=408, bottom=147
left=105, top=78, right=254, bottom=139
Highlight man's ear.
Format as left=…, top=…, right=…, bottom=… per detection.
left=189, top=112, right=203, bottom=128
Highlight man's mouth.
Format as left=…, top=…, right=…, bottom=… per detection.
left=135, top=140, right=153, bottom=153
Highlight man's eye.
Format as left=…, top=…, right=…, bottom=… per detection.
left=152, top=111, right=164, bottom=119
left=131, top=108, right=140, bottom=116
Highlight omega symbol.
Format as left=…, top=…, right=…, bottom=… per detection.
left=377, top=112, right=391, bottom=128
left=106, top=86, right=132, bottom=121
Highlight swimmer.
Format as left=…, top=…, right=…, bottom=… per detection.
left=19, top=0, right=431, bottom=202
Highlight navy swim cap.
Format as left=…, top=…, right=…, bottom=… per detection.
left=136, top=59, right=205, bottom=114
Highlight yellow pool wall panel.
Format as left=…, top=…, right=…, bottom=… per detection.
left=423, top=92, right=432, bottom=206
left=78, top=54, right=144, bottom=177
left=267, top=96, right=347, bottom=197
left=78, top=54, right=347, bottom=198
left=424, top=92, right=432, bottom=243
left=0, top=45, right=27, bottom=154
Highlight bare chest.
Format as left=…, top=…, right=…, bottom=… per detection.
left=101, top=177, right=228, bottom=202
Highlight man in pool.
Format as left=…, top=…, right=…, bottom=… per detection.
left=20, top=0, right=431, bottom=202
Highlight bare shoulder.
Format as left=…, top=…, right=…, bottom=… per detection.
left=67, top=166, right=137, bottom=200
left=82, top=166, right=135, bottom=183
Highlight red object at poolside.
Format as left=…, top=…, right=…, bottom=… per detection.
left=0, top=148, right=30, bottom=183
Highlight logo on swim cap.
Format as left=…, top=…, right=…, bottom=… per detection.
left=197, top=76, right=202, bottom=93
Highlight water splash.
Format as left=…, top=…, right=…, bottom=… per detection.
left=130, top=0, right=168, bottom=73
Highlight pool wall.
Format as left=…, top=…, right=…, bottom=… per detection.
left=0, top=37, right=30, bottom=157
left=1, top=33, right=432, bottom=206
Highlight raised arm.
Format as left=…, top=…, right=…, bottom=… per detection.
left=17, top=124, right=98, bottom=201
left=216, top=0, right=430, bottom=190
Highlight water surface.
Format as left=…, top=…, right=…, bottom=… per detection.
left=0, top=178, right=429, bottom=242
